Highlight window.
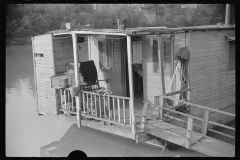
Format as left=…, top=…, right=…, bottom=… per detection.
left=226, top=37, right=235, bottom=71
left=98, top=40, right=115, bottom=72
left=152, top=39, right=171, bottom=73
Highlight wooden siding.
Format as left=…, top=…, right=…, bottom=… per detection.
left=189, top=30, right=235, bottom=124
left=53, top=37, right=74, bottom=74
left=142, top=36, right=160, bottom=103
left=142, top=35, right=183, bottom=103
left=33, top=34, right=57, bottom=115
left=89, top=36, right=123, bottom=96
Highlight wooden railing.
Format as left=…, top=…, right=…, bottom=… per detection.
left=81, top=91, right=131, bottom=126
left=58, top=88, right=76, bottom=114
left=143, top=88, right=235, bottom=149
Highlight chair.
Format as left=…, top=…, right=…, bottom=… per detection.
left=79, top=60, right=109, bottom=92
left=79, top=60, right=112, bottom=119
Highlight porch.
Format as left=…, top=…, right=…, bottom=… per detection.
left=54, top=88, right=235, bottom=157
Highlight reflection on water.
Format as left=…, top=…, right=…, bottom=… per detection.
left=6, top=45, right=73, bottom=157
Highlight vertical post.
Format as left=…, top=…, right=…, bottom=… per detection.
left=157, top=34, right=166, bottom=119
left=87, top=36, right=91, bottom=60
left=170, top=35, right=176, bottom=105
left=186, top=117, right=193, bottom=149
left=142, top=102, right=148, bottom=131
left=113, top=98, right=115, bottom=121
left=118, top=98, right=120, bottom=122
left=202, top=109, right=209, bottom=135
left=186, top=33, right=191, bottom=114
left=127, top=35, right=136, bottom=136
left=159, top=96, right=166, bottom=120
left=72, top=33, right=81, bottom=128
left=225, top=4, right=231, bottom=25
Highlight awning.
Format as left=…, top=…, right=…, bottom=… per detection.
left=226, top=36, right=235, bottom=41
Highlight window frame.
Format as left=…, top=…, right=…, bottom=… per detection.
left=226, top=36, right=235, bottom=74
left=98, top=39, right=115, bottom=73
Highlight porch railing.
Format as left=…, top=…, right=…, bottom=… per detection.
left=58, top=88, right=76, bottom=113
left=81, top=90, right=132, bottom=127
left=143, top=89, right=235, bottom=149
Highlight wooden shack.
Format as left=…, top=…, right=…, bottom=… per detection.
left=32, top=24, right=235, bottom=157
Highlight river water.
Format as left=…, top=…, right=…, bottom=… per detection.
left=6, top=44, right=206, bottom=157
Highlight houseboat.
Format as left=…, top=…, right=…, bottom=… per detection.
left=32, top=24, right=235, bottom=157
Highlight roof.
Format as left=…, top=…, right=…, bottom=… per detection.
left=47, top=24, right=235, bottom=36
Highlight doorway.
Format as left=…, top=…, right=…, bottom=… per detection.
left=120, top=39, right=143, bottom=102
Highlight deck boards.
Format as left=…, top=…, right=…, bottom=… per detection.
left=191, top=139, right=235, bottom=157
left=54, top=100, right=234, bottom=157
left=146, top=120, right=234, bottom=157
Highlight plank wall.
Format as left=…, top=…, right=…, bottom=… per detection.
left=89, top=36, right=123, bottom=96
left=53, top=37, right=74, bottom=74
left=189, top=30, right=235, bottom=124
left=142, top=36, right=161, bottom=103
left=142, top=35, right=182, bottom=103
left=33, top=34, right=57, bottom=115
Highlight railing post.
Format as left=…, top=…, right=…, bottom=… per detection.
left=142, top=102, right=148, bottom=131
left=158, top=96, right=166, bottom=120
left=186, top=117, right=193, bottom=149
left=202, top=109, right=209, bottom=135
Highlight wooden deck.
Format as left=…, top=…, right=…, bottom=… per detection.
left=146, top=120, right=235, bottom=157
left=50, top=97, right=235, bottom=157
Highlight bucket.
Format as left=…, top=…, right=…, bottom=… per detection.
left=60, top=78, right=68, bottom=88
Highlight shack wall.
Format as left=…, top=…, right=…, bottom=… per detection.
left=33, top=34, right=57, bottom=115
left=53, top=37, right=74, bottom=74
left=89, top=36, right=123, bottom=96
left=53, top=37, right=89, bottom=74
left=142, top=36, right=162, bottom=103
left=142, top=35, right=183, bottom=103
left=189, top=29, right=235, bottom=124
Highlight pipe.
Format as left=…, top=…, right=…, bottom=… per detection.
left=225, top=4, right=231, bottom=25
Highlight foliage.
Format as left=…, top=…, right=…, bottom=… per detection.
left=156, top=4, right=226, bottom=27
left=90, top=5, right=149, bottom=29
left=6, top=4, right=229, bottom=45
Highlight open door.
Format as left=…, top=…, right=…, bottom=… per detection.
left=32, top=34, right=58, bottom=115
left=132, top=41, right=143, bottom=102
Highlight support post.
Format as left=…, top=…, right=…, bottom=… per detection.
left=72, top=33, right=81, bottom=128
left=170, top=35, right=176, bottom=105
left=186, top=32, right=191, bottom=114
left=225, top=4, right=231, bottom=25
left=142, top=102, right=148, bottom=131
left=186, top=117, right=193, bottom=149
left=127, top=35, right=136, bottom=136
left=87, top=36, right=91, bottom=60
left=157, top=34, right=166, bottom=119
left=159, top=96, right=166, bottom=120
left=202, top=109, right=209, bottom=135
